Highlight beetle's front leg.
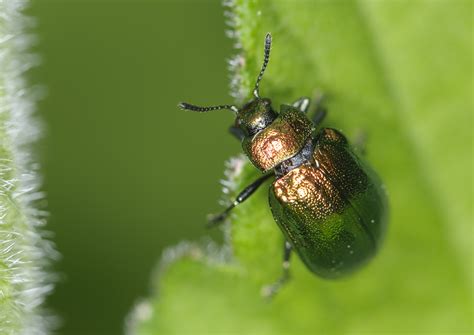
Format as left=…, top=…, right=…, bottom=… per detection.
left=261, top=241, right=292, bottom=298
left=293, top=93, right=327, bottom=126
left=310, top=92, right=327, bottom=126
left=292, top=97, right=310, bottom=113
left=207, top=173, right=274, bottom=228
left=228, top=125, right=245, bottom=141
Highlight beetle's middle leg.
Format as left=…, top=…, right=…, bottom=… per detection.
left=261, top=241, right=292, bottom=298
left=352, top=130, right=368, bottom=156
left=207, top=173, right=274, bottom=228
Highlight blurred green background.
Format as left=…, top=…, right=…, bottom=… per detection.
left=28, top=1, right=231, bottom=334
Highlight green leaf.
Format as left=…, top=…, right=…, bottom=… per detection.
left=0, top=1, right=56, bottom=333
left=128, top=1, right=473, bottom=334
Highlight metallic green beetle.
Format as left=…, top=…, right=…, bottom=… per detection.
left=179, top=33, right=388, bottom=296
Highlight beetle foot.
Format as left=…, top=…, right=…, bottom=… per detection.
left=260, top=277, right=288, bottom=300
left=260, top=284, right=278, bottom=300
left=205, top=212, right=227, bottom=228
left=260, top=281, right=287, bottom=300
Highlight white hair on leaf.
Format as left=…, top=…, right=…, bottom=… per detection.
left=0, top=1, right=57, bottom=334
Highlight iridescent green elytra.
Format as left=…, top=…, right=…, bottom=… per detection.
left=179, top=33, right=388, bottom=296
left=269, top=127, right=388, bottom=279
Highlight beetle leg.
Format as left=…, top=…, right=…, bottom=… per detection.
left=292, top=97, right=311, bottom=113
left=312, top=109, right=327, bottom=126
left=261, top=241, right=292, bottom=299
left=310, top=92, right=327, bottom=126
left=228, top=125, right=245, bottom=141
left=207, top=173, right=274, bottom=228
left=353, top=130, right=368, bottom=156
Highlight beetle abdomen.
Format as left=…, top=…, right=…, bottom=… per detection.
left=269, top=128, right=388, bottom=278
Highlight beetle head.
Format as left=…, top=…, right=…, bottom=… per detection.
left=179, top=33, right=275, bottom=138
left=235, top=97, right=277, bottom=136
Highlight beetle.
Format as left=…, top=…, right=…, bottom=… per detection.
left=179, top=33, right=388, bottom=296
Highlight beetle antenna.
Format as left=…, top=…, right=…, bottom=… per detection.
left=253, top=33, right=272, bottom=98
left=178, top=102, right=238, bottom=113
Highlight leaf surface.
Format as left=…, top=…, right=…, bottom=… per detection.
left=129, top=1, right=473, bottom=334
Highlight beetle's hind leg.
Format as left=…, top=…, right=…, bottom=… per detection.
left=207, top=173, right=274, bottom=228
left=261, top=241, right=292, bottom=299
